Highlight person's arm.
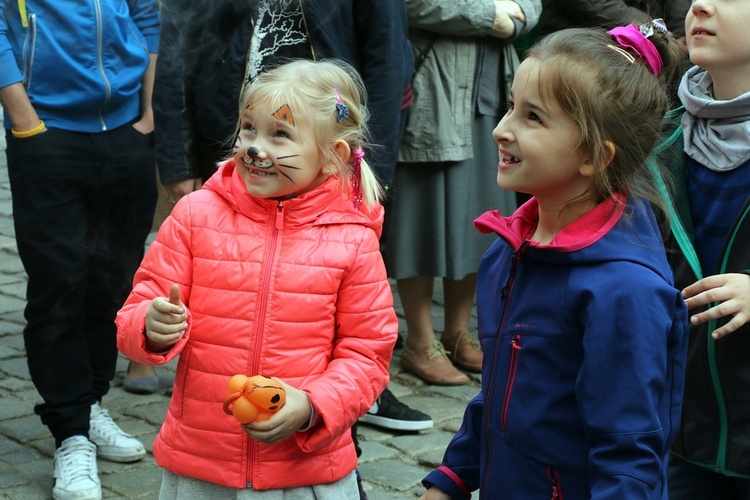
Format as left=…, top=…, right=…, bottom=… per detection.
left=132, top=53, right=157, bottom=134
left=0, top=82, right=43, bottom=133
left=421, top=394, right=484, bottom=500
left=294, top=226, right=398, bottom=452
left=406, top=0, right=499, bottom=37
left=152, top=0, right=203, bottom=198
left=578, top=265, right=687, bottom=498
left=0, top=3, right=43, bottom=134
left=557, top=0, right=652, bottom=28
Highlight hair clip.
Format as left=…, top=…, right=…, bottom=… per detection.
left=606, top=44, right=635, bottom=64
left=334, top=88, right=349, bottom=122
left=638, top=18, right=668, bottom=38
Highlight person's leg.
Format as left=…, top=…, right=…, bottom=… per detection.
left=440, top=274, right=482, bottom=372
left=6, top=128, right=97, bottom=443
left=86, top=124, right=157, bottom=400
left=7, top=128, right=102, bottom=499
left=398, top=276, right=469, bottom=385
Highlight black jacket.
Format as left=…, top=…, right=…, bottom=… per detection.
left=153, top=0, right=413, bottom=187
left=656, top=109, right=750, bottom=479
left=539, top=0, right=690, bottom=37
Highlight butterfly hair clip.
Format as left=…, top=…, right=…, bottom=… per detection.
left=334, top=88, right=349, bottom=122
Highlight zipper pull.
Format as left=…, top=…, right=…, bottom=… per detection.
left=275, top=202, right=284, bottom=230
left=511, top=334, right=521, bottom=350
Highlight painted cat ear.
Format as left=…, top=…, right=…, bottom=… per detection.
left=272, top=104, right=295, bottom=126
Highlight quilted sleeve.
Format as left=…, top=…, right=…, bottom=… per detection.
left=116, top=198, right=195, bottom=365
left=295, top=226, right=398, bottom=452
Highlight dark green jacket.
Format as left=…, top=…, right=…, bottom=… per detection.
left=654, top=108, right=750, bottom=479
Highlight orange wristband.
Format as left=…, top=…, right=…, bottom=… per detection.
left=11, top=120, right=45, bottom=138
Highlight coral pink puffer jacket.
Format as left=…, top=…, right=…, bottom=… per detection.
left=116, top=161, right=397, bottom=490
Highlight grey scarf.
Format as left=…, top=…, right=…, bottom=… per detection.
left=678, top=65, right=750, bottom=172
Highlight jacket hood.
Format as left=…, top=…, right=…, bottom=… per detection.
left=475, top=194, right=672, bottom=282
left=203, top=160, right=384, bottom=236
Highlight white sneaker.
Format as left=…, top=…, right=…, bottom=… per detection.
left=53, top=436, right=101, bottom=500
left=89, top=402, right=146, bottom=463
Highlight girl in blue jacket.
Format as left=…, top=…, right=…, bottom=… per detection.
left=421, top=22, right=690, bottom=500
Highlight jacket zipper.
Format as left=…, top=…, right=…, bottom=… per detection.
left=93, top=0, right=111, bottom=130
left=546, top=466, right=563, bottom=499
left=246, top=201, right=285, bottom=487
left=709, top=201, right=750, bottom=473
left=482, top=245, right=525, bottom=493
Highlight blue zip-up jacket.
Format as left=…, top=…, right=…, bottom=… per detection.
left=424, top=195, right=689, bottom=499
left=0, top=0, right=159, bottom=132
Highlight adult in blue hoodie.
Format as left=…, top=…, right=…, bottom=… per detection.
left=0, top=1, right=159, bottom=498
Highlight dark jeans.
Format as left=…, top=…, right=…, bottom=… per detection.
left=669, top=453, right=750, bottom=500
left=6, top=124, right=156, bottom=443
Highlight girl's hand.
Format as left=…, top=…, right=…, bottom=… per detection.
left=682, top=273, right=750, bottom=339
left=145, top=284, right=187, bottom=345
left=419, top=486, right=451, bottom=500
left=489, top=1, right=525, bottom=39
left=241, top=381, right=313, bottom=444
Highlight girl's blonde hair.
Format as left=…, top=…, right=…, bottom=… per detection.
left=241, top=59, right=382, bottom=209
left=525, top=25, right=686, bottom=216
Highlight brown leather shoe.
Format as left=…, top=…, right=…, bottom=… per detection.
left=400, top=341, right=470, bottom=386
left=441, top=332, right=483, bottom=373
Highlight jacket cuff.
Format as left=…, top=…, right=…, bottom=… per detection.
left=423, top=466, right=472, bottom=500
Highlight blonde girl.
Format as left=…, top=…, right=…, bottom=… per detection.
left=116, top=59, right=397, bottom=498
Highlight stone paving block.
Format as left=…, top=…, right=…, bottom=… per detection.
left=0, top=356, right=30, bottom=379
left=0, top=331, right=24, bottom=352
left=358, top=460, right=432, bottom=493
left=0, top=318, right=23, bottom=336
left=116, top=399, right=170, bottom=428
left=99, top=460, right=162, bottom=498
left=358, top=441, right=400, bottom=464
left=0, top=435, right=23, bottom=455
left=0, top=415, right=49, bottom=444
left=13, top=457, right=50, bottom=481
left=0, top=464, right=28, bottom=492
left=0, top=482, right=49, bottom=500
left=415, top=448, right=446, bottom=469
left=0, top=344, right=19, bottom=360
left=0, top=295, right=24, bottom=316
left=0, top=443, right=44, bottom=464
left=389, top=430, right=456, bottom=458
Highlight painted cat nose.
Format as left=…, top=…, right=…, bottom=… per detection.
left=247, top=146, right=260, bottom=158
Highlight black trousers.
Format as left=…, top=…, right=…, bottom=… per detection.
left=6, top=124, right=156, bottom=443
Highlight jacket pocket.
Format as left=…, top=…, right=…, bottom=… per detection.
left=500, top=334, right=522, bottom=432
left=22, top=13, right=37, bottom=90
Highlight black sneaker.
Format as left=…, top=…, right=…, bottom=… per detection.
left=359, top=387, right=433, bottom=431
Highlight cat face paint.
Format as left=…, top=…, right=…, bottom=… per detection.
left=234, top=101, right=329, bottom=200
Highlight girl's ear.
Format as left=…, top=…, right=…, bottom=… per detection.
left=579, top=141, right=615, bottom=177
left=331, top=139, right=351, bottom=170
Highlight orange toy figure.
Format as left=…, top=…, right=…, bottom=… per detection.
left=223, top=375, right=286, bottom=424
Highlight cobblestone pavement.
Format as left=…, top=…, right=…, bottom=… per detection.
left=0, top=119, right=481, bottom=499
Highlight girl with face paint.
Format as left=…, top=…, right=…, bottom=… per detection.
left=115, top=60, right=397, bottom=496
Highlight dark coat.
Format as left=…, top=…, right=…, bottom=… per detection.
left=539, top=0, right=691, bottom=37
left=153, top=0, right=413, bottom=187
